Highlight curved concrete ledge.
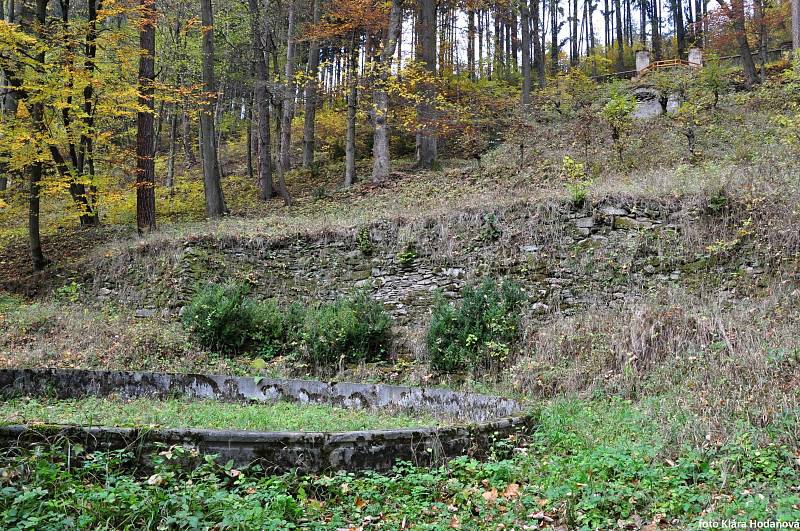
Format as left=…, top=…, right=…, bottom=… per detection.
left=0, top=369, right=534, bottom=472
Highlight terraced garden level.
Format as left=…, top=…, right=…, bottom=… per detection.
left=0, top=397, right=438, bottom=432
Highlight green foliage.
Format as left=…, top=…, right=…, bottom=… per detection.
left=3, top=398, right=797, bottom=529
left=53, top=282, right=82, bottom=303
left=299, top=291, right=392, bottom=370
left=479, top=213, right=502, bottom=241
left=698, top=54, right=729, bottom=109
left=427, top=278, right=525, bottom=373
left=0, top=293, right=22, bottom=314
left=249, top=299, right=305, bottom=360
left=181, top=284, right=392, bottom=369
left=182, top=283, right=256, bottom=355
left=396, top=244, right=418, bottom=267
left=356, top=227, right=373, bottom=255
left=561, top=156, right=592, bottom=207
left=539, top=70, right=600, bottom=118
left=600, top=86, right=636, bottom=163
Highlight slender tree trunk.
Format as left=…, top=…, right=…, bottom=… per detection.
left=166, top=104, right=178, bottom=189
left=79, top=0, right=101, bottom=225
left=136, top=0, right=157, bottom=235
left=550, top=0, right=559, bottom=73
left=345, top=34, right=358, bottom=187
left=614, top=0, right=624, bottom=69
left=0, top=62, right=17, bottom=192
left=478, top=9, right=484, bottom=77
left=520, top=0, right=532, bottom=106
left=719, top=0, right=758, bottom=86
left=640, top=0, right=647, bottom=44
left=625, top=0, right=633, bottom=45
left=651, top=0, right=661, bottom=59
left=248, top=0, right=274, bottom=200
left=199, top=0, right=227, bottom=217
left=695, top=0, right=703, bottom=45
left=532, top=0, right=544, bottom=86
left=181, top=108, right=195, bottom=166
left=793, top=0, right=800, bottom=56
left=371, top=0, right=402, bottom=183
left=753, top=0, right=766, bottom=78
left=29, top=0, right=49, bottom=270
left=246, top=98, right=254, bottom=181
left=302, top=0, right=322, bottom=167
left=468, top=9, right=476, bottom=79
left=571, top=0, right=579, bottom=65
left=277, top=0, right=296, bottom=204
left=673, top=0, right=685, bottom=57
left=416, top=0, right=438, bottom=168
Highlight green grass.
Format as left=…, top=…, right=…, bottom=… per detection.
left=1, top=397, right=798, bottom=529
left=0, top=396, right=438, bottom=432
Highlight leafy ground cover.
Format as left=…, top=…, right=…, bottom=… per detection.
left=1, top=398, right=797, bottom=530
left=0, top=396, right=436, bottom=432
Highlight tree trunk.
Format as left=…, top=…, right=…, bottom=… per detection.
left=478, top=9, right=484, bottom=77
left=246, top=99, right=254, bottom=181
left=136, top=0, right=157, bottom=235
left=520, top=0, right=532, bottom=106
left=468, top=10, right=476, bottom=79
left=79, top=0, right=101, bottom=225
left=29, top=0, right=49, bottom=270
left=0, top=69, right=17, bottom=193
left=302, top=0, right=322, bottom=167
left=640, top=0, right=647, bottom=44
left=248, top=0, right=274, bottom=200
left=199, top=0, right=227, bottom=217
left=614, top=0, right=624, bottom=70
left=416, top=0, right=437, bottom=168
left=651, top=0, right=661, bottom=59
left=793, top=0, right=800, bottom=56
left=695, top=0, right=703, bottom=45
left=371, top=0, right=402, bottom=183
left=754, top=0, right=767, bottom=79
left=345, top=35, right=358, bottom=187
left=277, top=0, right=295, bottom=205
left=532, top=0, right=545, bottom=86
left=550, top=0, right=559, bottom=74
left=571, top=0, right=579, bottom=65
left=719, top=0, right=757, bottom=86
left=673, top=0, right=685, bottom=57
left=182, top=109, right=195, bottom=166
left=166, top=104, right=178, bottom=189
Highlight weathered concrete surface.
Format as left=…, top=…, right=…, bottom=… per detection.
left=0, top=416, right=531, bottom=473
left=0, top=368, right=522, bottom=422
left=0, top=369, right=534, bottom=473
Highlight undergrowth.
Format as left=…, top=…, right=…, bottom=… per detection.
left=1, top=398, right=797, bottom=529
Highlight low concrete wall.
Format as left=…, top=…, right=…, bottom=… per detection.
left=0, top=369, right=534, bottom=473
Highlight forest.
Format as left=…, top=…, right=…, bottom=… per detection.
left=0, top=0, right=794, bottom=262
left=1, top=0, right=800, bottom=528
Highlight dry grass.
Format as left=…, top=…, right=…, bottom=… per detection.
left=510, top=281, right=800, bottom=450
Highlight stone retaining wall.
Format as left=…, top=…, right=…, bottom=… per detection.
left=0, top=369, right=533, bottom=473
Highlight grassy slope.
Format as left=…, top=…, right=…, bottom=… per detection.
left=0, top=396, right=436, bottom=432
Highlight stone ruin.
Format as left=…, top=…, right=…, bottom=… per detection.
left=0, top=368, right=534, bottom=473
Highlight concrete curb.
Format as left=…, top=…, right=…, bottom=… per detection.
left=0, top=369, right=535, bottom=472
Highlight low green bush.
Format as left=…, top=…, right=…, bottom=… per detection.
left=299, top=291, right=392, bottom=369
left=427, top=278, right=525, bottom=373
left=249, top=299, right=305, bottom=359
left=182, top=284, right=392, bottom=369
left=181, top=283, right=256, bottom=354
